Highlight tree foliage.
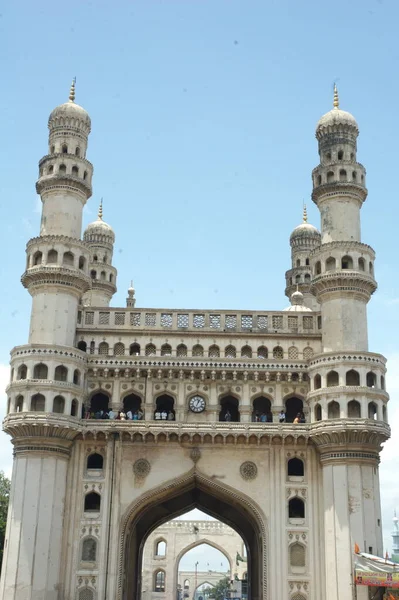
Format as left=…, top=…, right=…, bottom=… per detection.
left=203, top=576, right=230, bottom=600
left=0, top=471, right=11, bottom=571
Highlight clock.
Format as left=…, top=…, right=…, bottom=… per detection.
left=189, top=395, right=206, bottom=413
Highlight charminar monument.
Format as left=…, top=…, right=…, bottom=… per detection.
left=0, top=81, right=390, bottom=600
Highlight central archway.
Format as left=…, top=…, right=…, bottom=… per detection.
left=119, top=470, right=267, bottom=600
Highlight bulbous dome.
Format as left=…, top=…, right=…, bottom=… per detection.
left=48, top=80, right=91, bottom=133
left=316, top=85, right=358, bottom=138
left=284, top=290, right=312, bottom=312
left=290, top=207, right=321, bottom=242
left=84, top=202, right=115, bottom=243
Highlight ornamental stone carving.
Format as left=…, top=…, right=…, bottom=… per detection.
left=133, top=458, right=151, bottom=478
left=240, top=461, right=258, bottom=480
left=190, top=447, right=201, bottom=463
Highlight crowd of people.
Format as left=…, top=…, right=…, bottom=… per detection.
left=84, top=408, right=144, bottom=420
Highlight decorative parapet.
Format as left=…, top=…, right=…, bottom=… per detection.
left=21, top=265, right=92, bottom=294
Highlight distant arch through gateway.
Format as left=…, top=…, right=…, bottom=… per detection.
left=119, top=470, right=267, bottom=600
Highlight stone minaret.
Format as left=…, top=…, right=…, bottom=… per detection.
left=0, top=82, right=91, bottom=600
left=285, top=205, right=321, bottom=311
left=392, top=512, right=399, bottom=562
left=308, top=87, right=390, bottom=600
left=82, top=199, right=117, bottom=306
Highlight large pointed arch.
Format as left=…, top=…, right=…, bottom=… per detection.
left=118, top=469, right=268, bottom=600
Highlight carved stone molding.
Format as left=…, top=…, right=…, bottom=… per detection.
left=133, top=458, right=151, bottom=478
left=240, top=461, right=258, bottom=480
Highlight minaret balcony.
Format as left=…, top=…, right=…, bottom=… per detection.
left=312, top=180, right=367, bottom=204
left=310, top=270, right=377, bottom=300
left=21, top=265, right=92, bottom=294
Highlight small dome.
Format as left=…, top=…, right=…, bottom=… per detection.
left=284, top=290, right=312, bottom=312
left=84, top=202, right=115, bottom=242
left=48, top=80, right=91, bottom=132
left=316, top=85, right=358, bottom=137
left=290, top=206, right=321, bottom=242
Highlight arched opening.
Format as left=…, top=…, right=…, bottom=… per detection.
left=17, top=364, right=27, bottom=380
left=16, top=395, right=24, bottom=412
left=81, top=538, right=96, bottom=562
left=153, top=570, right=165, bottom=592
left=31, top=393, right=45, bottom=411
left=145, top=343, right=156, bottom=356
left=383, top=405, right=387, bottom=422
left=100, top=271, right=106, bottom=281
left=241, top=345, right=252, bottom=358
left=366, top=371, right=377, bottom=388
left=284, top=397, right=304, bottom=423
left=381, top=375, right=385, bottom=390
left=90, top=270, right=97, bottom=280
left=71, top=399, right=78, bottom=417
left=304, top=273, right=311, bottom=282
left=87, top=453, right=103, bottom=470
left=219, top=395, right=240, bottom=422
left=98, top=341, right=109, bottom=355
left=338, top=150, right=344, bottom=160
left=368, top=402, right=378, bottom=420
left=314, top=403, right=322, bottom=421
left=83, top=170, right=88, bottom=180
left=252, top=396, right=271, bottom=422
left=257, top=346, right=268, bottom=359
left=72, top=165, right=79, bottom=176
left=369, top=261, right=374, bottom=275
left=59, top=164, right=67, bottom=174
left=327, top=171, right=334, bottom=183
left=328, top=400, right=340, bottom=419
left=84, top=492, right=101, bottom=512
left=114, top=342, right=125, bottom=356
left=75, top=146, right=81, bottom=157
left=123, top=394, right=142, bottom=419
left=296, top=259, right=301, bottom=267
left=47, top=249, right=58, bottom=264
left=326, top=370, right=339, bottom=387
left=208, top=344, right=220, bottom=358
left=325, top=256, right=336, bottom=271
left=77, top=340, right=87, bottom=352
left=315, top=261, right=321, bottom=275
left=273, top=346, right=283, bottom=359
left=339, top=169, right=347, bottom=181
left=341, top=255, right=353, bottom=269
left=346, top=369, right=360, bottom=386
left=154, top=394, right=175, bottom=420
left=224, top=345, right=236, bottom=359
left=314, top=374, right=321, bottom=389
left=358, top=257, right=365, bottom=271
left=155, top=539, right=166, bottom=556
left=288, top=497, right=305, bottom=519
left=287, top=458, right=304, bottom=477
left=176, top=344, right=188, bottom=357
left=54, top=365, right=68, bottom=382
left=290, top=543, right=306, bottom=572
left=63, top=251, right=74, bottom=267
left=33, top=363, right=48, bottom=379
left=53, top=395, right=65, bottom=413
left=73, top=369, right=81, bottom=385
left=352, top=171, right=357, bottom=181
left=33, top=251, right=43, bottom=266
left=161, top=343, right=172, bottom=356
left=176, top=539, right=232, bottom=598
left=48, top=165, right=54, bottom=174
left=124, top=473, right=264, bottom=600
left=348, top=400, right=361, bottom=418
left=78, top=256, right=85, bottom=270
left=129, top=343, right=141, bottom=356
left=62, top=144, right=68, bottom=154
left=90, top=392, right=110, bottom=415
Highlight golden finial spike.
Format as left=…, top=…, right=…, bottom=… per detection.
left=303, top=203, right=308, bottom=223
left=69, top=77, right=76, bottom=102
left=98, top=198, right=103, bottom=220
left=333, top=83, right=339, bottom=109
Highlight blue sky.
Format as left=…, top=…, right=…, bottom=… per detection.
left=0, top=0, right=398, bottom=554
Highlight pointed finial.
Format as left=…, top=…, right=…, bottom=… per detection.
left=69, top=77, right=76, bottom=102
left=303, top=203, right=308, bottom=223
left=333, top=83, right=339, bottom=109
left=98, top=198, right=103, bottom=220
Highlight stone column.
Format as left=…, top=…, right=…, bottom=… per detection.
left=0, top=432, right=74, bottom=600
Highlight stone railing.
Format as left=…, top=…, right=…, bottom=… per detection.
left=78, top=308, right=320, bottom=335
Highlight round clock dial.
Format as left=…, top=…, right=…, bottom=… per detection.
left=189, top=395, right=206, bottom=413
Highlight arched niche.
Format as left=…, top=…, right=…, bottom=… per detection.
left=120, top=471, right=267, bottom=600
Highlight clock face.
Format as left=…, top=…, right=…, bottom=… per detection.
left=189, top=395, right=206, bottom=413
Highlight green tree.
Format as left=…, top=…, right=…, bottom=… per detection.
left=203, top=576, right=231, bottom=600
left=0, top=471, right=11, bottom=571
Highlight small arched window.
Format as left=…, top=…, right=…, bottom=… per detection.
left=50, top=145, right=55, bottom=154
left=288, top=497, right=305, bottom=519
left=33, top=251, right=43, bottom=266
left=145, top=343, right=156, bottom=356
left=358, top=257, right=365, bottom=271
left=93, top=255, right=98, bottom=263
left=161, top=344, right=172, bottom=356
left=257, top=346, right=268, bottom=359
left=33, top=363, right=48, bottom=379
left=53, top=395, right=65, bottom=413
left=129, top=343, right=141, bottom=356
left=317, top=174, right=322, bottom=185
left=241, top=345, right=252, bottom=358
left=346, top=369, right=360, bottom=386
left=72, top=165, right=79, bottom=176
left=83, top=170, right=88, bottom=180
left=348, top=400, right=361, bottom=418
left=62, top=144, right=68, bottom=154
left=296, top=259, right=301, bottom=267
left=326, top=256, right=336, bottom=271
left=71, top=399, right=78, bottom=416
left=100, top=271, right=106, bottom=281
left=369, top=261, right=374, bottom=275
left=326, top=370, right=338, bottom=387
left=341, top=255, right=353, bottom=269
left=208, top=345, right=220, bottom=358
left=84, top=492, right=101, bottom=512
left=98, top=342, right=109, bottom=355
left=78, top=256, right=85, bottom=270
left=328, top=400, right=340, bottom=419
left=48, top=165, right=54, bottom=174
left=16, top=395, right=24, bottom=412
left=273, top=346, right=284, bottom=359
left=314, top=403, right=322, bottom=421
left=47, top=249, right=58, bottom=264
left=225, top=345, right=236, bottom=358
left=176, top=344, right=188, bottom=357
left=87, top=453, right=103, bottom=470
left=368, top=402, right=378, bottom=420
left=192, top=344, right=204, bottom=357
left=54, top=365, right=68, bottom=382
left=59, top=164, right=67, bottom=174
left=305, top=258, right=310, bottom=266
left=31, top=393, right=45, bottom=411
left=73, top=369, right=81, bottom=385
left=78, top=341, right=87, bottom=352
left=338, top=150, right=344, bottom=160
left=315, top=261, right=321, bottom=275
left=17, top=364, right=27, bottom=380
left=314, top=374, right=321, bottom=389
left=155, top=540, right=166, bottom=556
left=78, top=588, right=94, bottom=600
left=366, top=371, right=376, bottom=387
left=290, top=543, right=306, bottom=568
left=90, top=270, right=96, bottom=279
left=288, top=346, right=299, bottom=359
left=114, top=342, right=125, bottom=356
left=154, top=570, right=165, bottom=592
left=75, top=147, right=81, bottom=157
left=287, top=458, right=304, bottom=477
left=63, top=251, right=74, bottom=267
left=304, top=273, right=311, bottom=282
left=82, top=538, right=97, bottom=562
left=327, top=171, right=334, bottom=183
left=352, top=171, right=357, bottom=181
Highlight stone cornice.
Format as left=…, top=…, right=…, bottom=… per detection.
left=21, top=266, right=92, bottom=294
left=6, top=379, right=84, bottom=396
left=309, top=350, right=386, bottom=368
left=26, top=235, right=90, bottom=252
left=309, top=419, right=390, bottom=459
left=310, top=240, right=375, bottom=258
left=36, top=179, right=91, bottom=199
left=307, top=385, right=388, bottom=401
left=11, top=344, right=88, bottom=363
left=312, top=160, right=364, bottom=175
left=88, top=357, right=309, bottom=372
left=310, top=271, right=377, bottom=300
left=312, top=183, right=367, bottom=204
left=38, top=153, right=92, bottom=168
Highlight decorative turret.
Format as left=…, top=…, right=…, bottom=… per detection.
left=82, top=200, right=117, bottom=306
left=126, top=281, right=136, bottom=308
left=285, top=205, right=321, bottom=310
left=283, top=289, right=312, bottom=312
